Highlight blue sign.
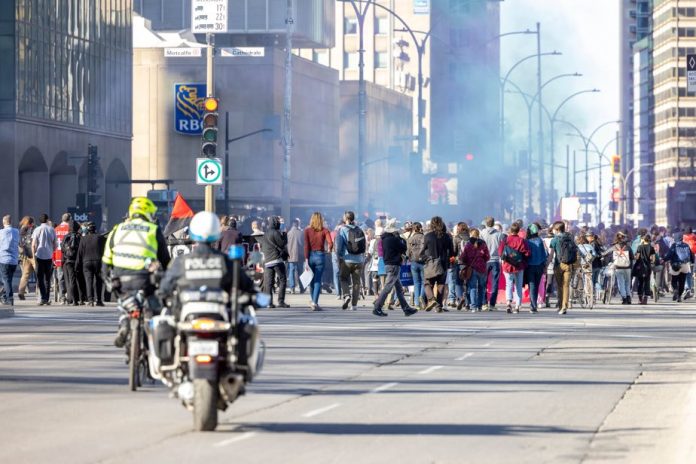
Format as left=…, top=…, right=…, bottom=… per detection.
left=174, top=83, right=206, bottom=135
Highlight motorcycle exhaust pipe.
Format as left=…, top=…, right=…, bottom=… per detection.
left=220, top=373, right=244, bottom=403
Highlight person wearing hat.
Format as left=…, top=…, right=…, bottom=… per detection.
left=525, top=223, right=547, bottom=313
left=373, top=219, right=417, bottom=317
left=605, top=231, right=634, bottom=304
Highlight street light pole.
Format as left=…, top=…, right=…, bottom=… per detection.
left=204, top=32, right=215, bottom=213
left=621, top=163, right=654, bottom=225
left=536, top=22, right=546, bottom=219
left=281, top=0, right=294, bottom=223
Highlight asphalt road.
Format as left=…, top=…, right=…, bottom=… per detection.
left=2, top=293, right=696, bottom=464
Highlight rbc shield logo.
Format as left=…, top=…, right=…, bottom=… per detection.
left=175, top=83, right=206, bottom=135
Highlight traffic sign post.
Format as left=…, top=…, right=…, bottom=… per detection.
left=196, top=158, right=223, bottom=185
left=688, top=54, right=696, bottom=94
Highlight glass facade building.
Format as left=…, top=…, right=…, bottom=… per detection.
left=633, top=36, right=655, bottom=225
left=12, top=0, right=132, bottom=135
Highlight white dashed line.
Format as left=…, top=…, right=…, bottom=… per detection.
left=418, top=365, right=444, bottom=375
left=302, top=403, right=341, bottom=418
left=370, top=382, right=399, bottom=393
left=483, top=342, right=493, bottom=347
left=214, top=432, right=257, bottom=447
left=456, top=353, right=474, bottom=361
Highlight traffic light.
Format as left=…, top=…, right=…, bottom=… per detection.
left=87, top=144, right=100, bottom=206
left=611, top=155, right=621, bottom=176
left=201, top=97, right=219, bottom=157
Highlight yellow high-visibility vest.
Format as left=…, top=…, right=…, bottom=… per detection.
left=102, top=218, right=159, bottom=271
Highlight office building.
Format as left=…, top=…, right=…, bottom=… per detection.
left=0, top=0, right=133, bottom=226
left=632, top=34, right=655, bottom=226
left=652, top=1, right=696, bottom=225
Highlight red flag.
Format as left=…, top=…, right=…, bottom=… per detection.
left=164, top=193, right=195, bottom=236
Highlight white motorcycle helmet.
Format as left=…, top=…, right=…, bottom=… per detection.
left=188, top=211, right=221, bottom=243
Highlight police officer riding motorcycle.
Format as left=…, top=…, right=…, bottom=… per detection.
left=151, top=211, right=266, bottom=431
left=102, top=197, right=171, bottom=347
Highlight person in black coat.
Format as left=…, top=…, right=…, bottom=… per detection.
left=372, top=219, right=417, bottom=317
left=423, top=216, right=455, bottom=312
left=76, top=223, right=107, bottom=306
left=260, top=216, right=289, bottom=308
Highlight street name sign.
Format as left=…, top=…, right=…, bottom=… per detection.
left=191, top=0, right=228, bottom=33
left=165, top=48, right=202, bottom=58
left=196, top=158, right=223, bottom=185
left=688, top=54, right=696, bottom=93
left=220, top=47, right=266, bottom=58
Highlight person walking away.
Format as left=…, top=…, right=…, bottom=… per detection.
left=260, top=216, right=290, bottom=308
left=666, top=232, right=693, bottom=302
left=549, top=222, right=578, bottom=315
left=587, top=233, right=605, bottom=294
left=634, top=234, right=655, bottom=305
left=372, top=220, right=417, bottom=317
left=422, top=216, right=455, bottom=312
left=31, top=213, right=57, bottom=305
left=286, top=219, right=305, bottom=294
left=216, top=215, right=242, bottom=254
left=525, top=224, right=547, bottom=313
left=61, top=221, right=83, bottom=305
left=53, top=213, right=71, bottom=304
left=499, top=222, right=530, bottom=313
left=0, top=215, right=19, bottom=306
left=17, top=216, right=35, bottom=300
left=460, top=228, right=489, bottom=311
left=77, top=222, right=107, bottom=306
left=607, top=232, right=634, bottom=304
left=448, top=222, right=469, bottom=308
left=543, top=227, right=556, bottom=307
left=481, top=217, right=503, bottom=311
left=336, top=211, right=366, bottom=311
left=407, top=222, right=426, bottom=309
left=304, top=212, right=333, bottom=311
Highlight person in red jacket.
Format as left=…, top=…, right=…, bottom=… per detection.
left=460, top=228, right=490, bottom=311
left=498, top=222, right=531, bottom=313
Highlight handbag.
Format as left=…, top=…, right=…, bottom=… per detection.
left=424, top=257, right=444, bottom=279
left=458, top=264, right=473, bottom=282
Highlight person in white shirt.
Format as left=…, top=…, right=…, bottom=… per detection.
left=31, top=213, right=57, bottom=305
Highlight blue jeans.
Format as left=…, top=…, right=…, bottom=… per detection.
left=504, top=270, right=524, bottom=305
left=331, top=253, right=341, bottom=295
left=308, top=252, right=326, bottom=304
left=615, top=268, right=632, bottom=298
left=527, top=264, right=545, bottom=310
left=0, top=263, right=17, bottom=304
left=486, top=261, right=501, bottom=307
left=411, top=262, right=425, bottom=304
left=447, top=264, right=464, bottom=302
left=287, top=261, right=304, bottom=292
left=468, top=270, right=487, bottom=310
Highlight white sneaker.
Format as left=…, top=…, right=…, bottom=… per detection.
left=351, top=306, right=357, bottom=311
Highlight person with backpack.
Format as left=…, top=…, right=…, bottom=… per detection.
left=634, top=234, right=656, bottom=305
left=336, top=211, right=366, bottom=311
left=61, top=221, right=84, bottom=305
left=372, top=220, right=417, bottom=317
left=407, top=222, right=426, bottom=309
left=498, top=222, right=530, bottom=313
left=665, top=232, right=694, bottom=302
left=549, top=221, right=578, bottom=315
left=480, top=216, right=503, bottom=311
left=525, top=223, right=548, bottom=313
left=607, top=231, right=634, bottom=305
left=460, top=228, right=490, bottom=311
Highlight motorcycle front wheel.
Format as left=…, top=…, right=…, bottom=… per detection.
left=193, top=378, right=218, bottom=431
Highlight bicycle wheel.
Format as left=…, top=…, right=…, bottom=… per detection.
left=128, top=317, right=140, bottom=392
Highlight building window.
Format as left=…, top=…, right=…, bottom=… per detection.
left=374, top=51, right=388, bottom=68
left=312, top=49, right=330, bottom=67
left=344, top=17, right=358, bottom=34
left=375, top=16, right=389, bottom=35
left=344, top=52, right=359, bottom=68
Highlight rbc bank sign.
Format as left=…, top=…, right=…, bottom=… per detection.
left=174, top=83, right=206, bottom=135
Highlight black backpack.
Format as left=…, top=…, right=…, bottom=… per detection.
left=61, top=233, right=80, bottom=261
left=558, top=234, right=578, bottom=264
left=346, top=227, right=367, bottom=254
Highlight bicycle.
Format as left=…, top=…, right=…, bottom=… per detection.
left=601, top=265, right=617, bottom=305
left=651, top=265, right=663, bottom=303
left=119, top=292, right=152, bottom=391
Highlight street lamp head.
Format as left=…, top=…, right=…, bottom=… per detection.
left=551, top=51, right=562, bottom=55
left=592, top=88, right=601, bottom=92
left=573, top=72, right=583, bottom=77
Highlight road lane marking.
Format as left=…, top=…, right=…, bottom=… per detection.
left=214, top=432, right=257, bottom=447
left=484, top=342, right=493, bottom=347
left=418, top=365, right=443, bottom=375
left=302, top=403, right=341, bottom=418
left=456, top=353, right=474, bottom=361
left=370, top=382, right=399, bottom=393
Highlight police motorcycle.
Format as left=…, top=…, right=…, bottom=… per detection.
left=148, top=212, right=267, bottom=431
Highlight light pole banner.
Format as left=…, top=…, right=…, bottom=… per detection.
left=414, top=0, right=430, bottom=15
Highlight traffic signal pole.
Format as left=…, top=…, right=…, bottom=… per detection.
left=205, top=32, right=215, bottom=213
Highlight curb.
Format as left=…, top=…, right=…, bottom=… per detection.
left=0, top=308, right=15, bottom=318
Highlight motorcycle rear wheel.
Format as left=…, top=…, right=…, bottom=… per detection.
left=193, top=378, right=218, bottom=431
left=128, top=318, right=140, bottom=392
